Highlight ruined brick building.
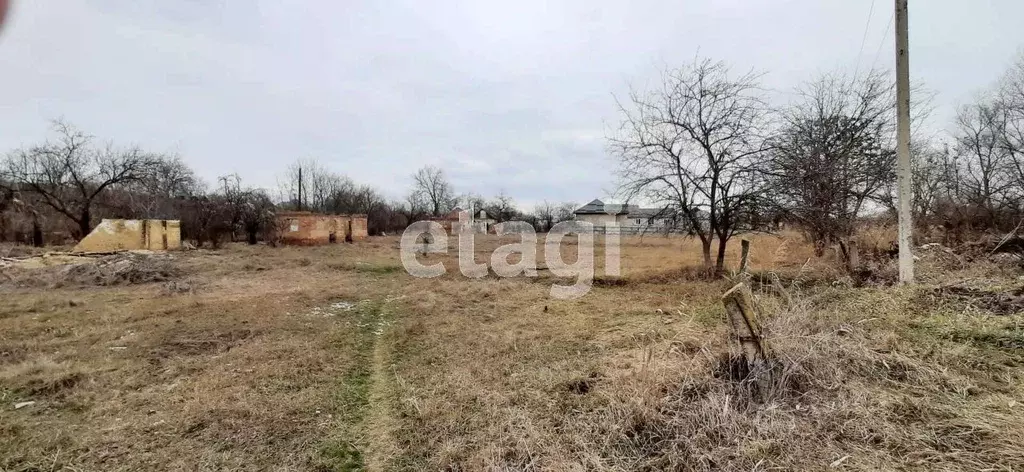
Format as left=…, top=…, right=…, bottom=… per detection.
left=276, top=212, right=368, bottom=245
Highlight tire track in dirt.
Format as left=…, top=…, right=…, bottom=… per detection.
left=362, top=297, right=403, bottom=471
left=318, top=296, right=403, bottom=471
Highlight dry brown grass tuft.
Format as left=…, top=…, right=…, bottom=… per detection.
left=409, top=286, right=1023, bottom=471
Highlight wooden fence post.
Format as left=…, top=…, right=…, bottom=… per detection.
left=847, top=238, right=859, bottom=272
left=739, top=239, right=751, bottom=273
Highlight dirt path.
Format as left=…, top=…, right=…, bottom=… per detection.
left=362, top=297, right=404, bottom=471
left=317, top=296, right=403, bottom=471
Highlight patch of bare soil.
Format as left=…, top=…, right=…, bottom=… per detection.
left=146, top=328, right=259, bottom=360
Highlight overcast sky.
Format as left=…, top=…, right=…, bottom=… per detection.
left=2, top=0, right=1023, bottom=209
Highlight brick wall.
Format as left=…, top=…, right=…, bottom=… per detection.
left=278, top=212, right=368, bottom=245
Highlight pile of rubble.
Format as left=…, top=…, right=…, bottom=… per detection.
left=0, top=250, right=180, bottom=288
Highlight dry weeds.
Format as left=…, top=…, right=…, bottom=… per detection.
left=1, top=232, right=1022, bottom=471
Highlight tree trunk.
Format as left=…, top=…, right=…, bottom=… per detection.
left=715, top=237, right=729, bottom=275
left=32, top=217, right=44, bottom=247
left=247, top=229, right=258, bottom=245
left=78, top=208, right=92, bottom=240
left=700, top=237, right=713, bottom=270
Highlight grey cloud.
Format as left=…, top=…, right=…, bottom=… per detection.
left=2, top=0, right=1024, bottom=206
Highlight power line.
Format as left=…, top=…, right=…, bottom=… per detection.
left=870, top=8, right=895, bottom=73
left=851, top=0, right=877, bottom=80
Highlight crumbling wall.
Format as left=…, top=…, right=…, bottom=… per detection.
left=73, top=219, right=182, bottom=252
left=278, top=212, right=366, bottom=245
left=279, top=213, right=328, bottom=245
left=145, top=220, right=181, bottom=251
left=492, top=221, right=535, bottom=234
left=350, top=215, right=368, bottom=240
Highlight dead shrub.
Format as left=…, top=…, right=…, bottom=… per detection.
left=932, top=284, right=1024, bottom=316
left=562, top=292, right=1024, bottom=471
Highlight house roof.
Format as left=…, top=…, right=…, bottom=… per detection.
left=627, top=207, right=675, bottom=219
left=575, top=199, right=640, bottom=216
left=575, top=199, right=633, bottom=215
left=574, top=199, right=606, bottom=214
left=575, top=199, right=674, bottom=219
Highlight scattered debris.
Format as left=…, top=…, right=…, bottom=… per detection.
left=304, top=301, right=357, bottom=317
left=988, top=252, right=1021, bottom=266
left=0, top=251, right=181, bottom=288
left=934, top=284, right=1024, bottom=315
left=329, top=301, right=356, bottom=311
left=0, top=253, right=95, bottom=270
left=161, top=279, right=201, bottom=295
left=14, top=401, right=36, bottom=410
left=829, top=455, right=852, bottom=468
left=917, top=242, right=967, bottom=271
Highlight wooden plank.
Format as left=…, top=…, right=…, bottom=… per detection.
left=721, top=282, right=766, bottom=364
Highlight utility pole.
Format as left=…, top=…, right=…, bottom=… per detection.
left=895, top=0, right=914, bottom=284
left=297, top=165, right=303, bottom=211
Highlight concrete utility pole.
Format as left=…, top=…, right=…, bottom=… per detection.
left=895, top=0, right=914, bottom=284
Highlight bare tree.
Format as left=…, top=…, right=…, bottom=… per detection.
left=995, top=52, right=1024, bottom=189
left=952, top=100, right=1014, bottom=227
left=767, top=71, right=897, bottom=254
left=483, top=192, right=519, bottom=223
left=460, top=193, right=487, bottom=215
left=553, top=202, right=578, bottom=225
left=177, top=195, right=231, bottom=248
left=534, top=200, right=555, bottom=231
left=0, top=177, right=17, bottom=242
left=410, top=165, right=456, bottom=217
left=611, top=58, right=771, bottom=274
left=238, top=189, right=276, bottom=245
left=119, top=156, right=202, bottom=219
left=910, top=141, right=955, bottom=225
left=278, top=158, right=342, bottom=212
left=3, top=120, right=160, bottom=238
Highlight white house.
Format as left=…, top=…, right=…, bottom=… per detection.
left=573, top=199, right=678, bottom=233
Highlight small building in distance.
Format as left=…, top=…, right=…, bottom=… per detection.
left=277, top=212, right=368, bottom=245
left=73, top=219, right=181, bottom=252
left=574, top=199, right=678, bottom=234
left=491, top=220, right=534, bottom=234
left=428, top=207, right=493, bottom=234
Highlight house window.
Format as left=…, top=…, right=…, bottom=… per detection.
left=636, top=218, right=642, bottom=225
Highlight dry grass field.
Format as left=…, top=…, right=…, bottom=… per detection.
left=2, top=231, right=1024, bottom=471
